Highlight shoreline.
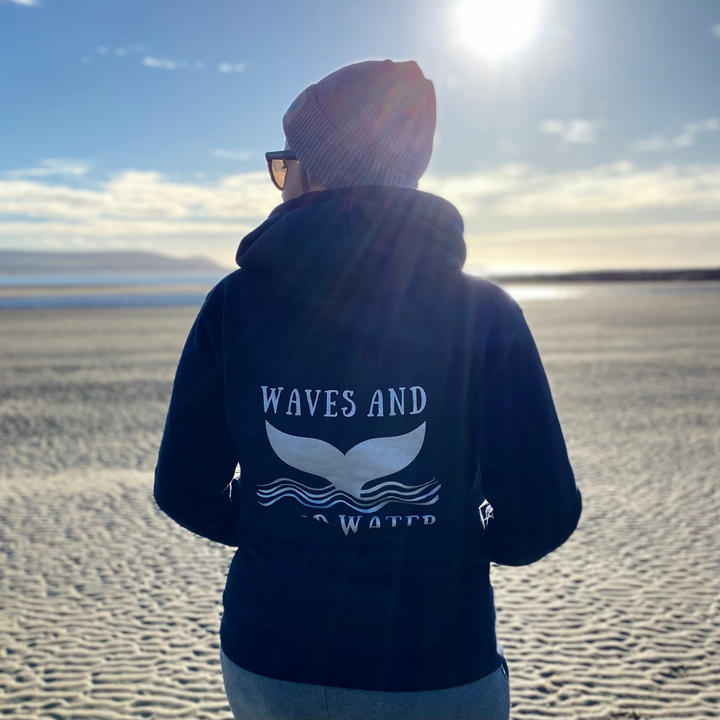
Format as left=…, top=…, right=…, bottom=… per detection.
left=0, top=279, right=717, bottom=310
left=481, top=268, right=720, bottom=283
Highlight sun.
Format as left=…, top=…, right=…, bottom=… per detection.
left=451, top=0, right=544, bottom=62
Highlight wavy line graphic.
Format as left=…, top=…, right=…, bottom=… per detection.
left=257, top=478, right=441, bottom=513
left=257, top=476, right=438, bottom=497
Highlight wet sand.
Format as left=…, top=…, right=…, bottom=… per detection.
left=0, top=286, right=718, bottom=719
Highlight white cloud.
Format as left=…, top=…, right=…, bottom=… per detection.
left=496, top=163, right=719, bottom=216
left=5, top=163, right=717, bottom=228
left=540, top=118, right=606, bottom=145
left=0, top=0, right=37, bottom=5
left=94, top=48, right=240, bottom=73
left=463, top=221, right=720, bottom=274
left=0, top=219, right=256, bottom=238
left=1, top=164, right=718, bottom=272
left=142, top=56, right=184, bottom=70
left=632, top=117, right=720, bottom=152
left=420, top=163, right=532, bottom=216
left=0, top=170, right=281, bottom=266
left=96, top=44, right=143, bottom=57
left=540, top=120, right=564, bottom=134
left=212, top=149, right=252, bottom=162
left=141, top=56, right=245, bottom=72
left=686, top=118, right=720, bottom=132
left=218, top=62, right=246, bottom=73
left=673, top=132, right=694, bottom=148
left=469, top=221, right=720, bottom=244
left=632, top=134, right=669, bottom=153
left=712, top=23, right=720, bottom=38
left=4, top=159, right=91, bottom=179
left=421, top=161, right=720, bottom=217
left=0, top=170, right=277, bottom=223
left=497, top=141, right=521, bottom=157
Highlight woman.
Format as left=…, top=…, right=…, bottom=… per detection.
left=154, top=59, right=582, bottom=720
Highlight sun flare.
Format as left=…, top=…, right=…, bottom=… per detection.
left=452, top=0, right=544, bottom=62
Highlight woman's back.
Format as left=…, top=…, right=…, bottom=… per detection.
left=154, top=185, right=581, bottom=692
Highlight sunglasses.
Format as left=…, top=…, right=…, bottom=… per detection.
left=265, top=150, right=298, bottom=191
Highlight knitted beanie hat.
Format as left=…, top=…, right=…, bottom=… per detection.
left=282, top=60, right=436, bottom=190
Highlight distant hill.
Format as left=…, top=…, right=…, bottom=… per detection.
left=488, top=268, right=720, bottom=283
left=0, top=250, right=226, bottom=274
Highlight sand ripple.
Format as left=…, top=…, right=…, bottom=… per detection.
left=1, top=292, right=718, bottom=719
left=0, top=471, right=235, bottom=719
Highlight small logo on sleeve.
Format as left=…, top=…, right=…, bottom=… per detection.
left=479, top=500, right=494, bottom=529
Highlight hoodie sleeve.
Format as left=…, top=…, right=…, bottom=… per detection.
left=154, top=303, right=240, bottom=547
left=476, top=303, right=582, bottom=566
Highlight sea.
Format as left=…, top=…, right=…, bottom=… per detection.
left=0, top=272, right=718, bottom=309
left=0, top=272, right=229, bottom=309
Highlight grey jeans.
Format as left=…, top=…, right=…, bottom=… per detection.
left=220, top=649, right=510, bottom=720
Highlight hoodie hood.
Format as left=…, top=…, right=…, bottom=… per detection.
left=236, top=186, right=466, bottom=298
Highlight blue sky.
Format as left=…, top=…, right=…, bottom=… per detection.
left=0, top=0, right=718, bottom=273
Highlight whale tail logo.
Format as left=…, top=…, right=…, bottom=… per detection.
left=259, top=421, right=440, bottom=513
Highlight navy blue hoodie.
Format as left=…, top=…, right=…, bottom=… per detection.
left=154, top=186, right=582, bottom=691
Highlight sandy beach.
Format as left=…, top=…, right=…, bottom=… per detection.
left=0, top=284, right=718, bottom=720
